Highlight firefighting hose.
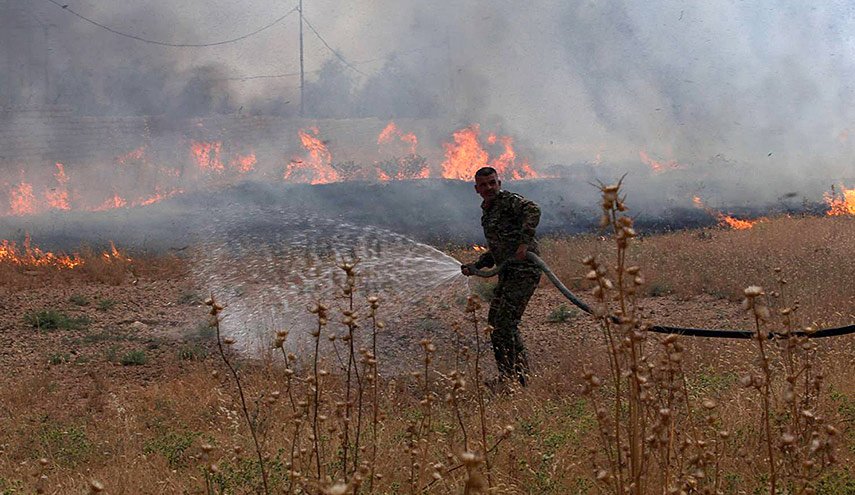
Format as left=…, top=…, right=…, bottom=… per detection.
left=465, top=252, right=855, bottom=339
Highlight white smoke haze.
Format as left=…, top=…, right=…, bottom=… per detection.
left=1, top=0, right=853, bottom=239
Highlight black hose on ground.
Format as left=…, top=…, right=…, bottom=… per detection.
left=466, top=252, right=855, bottom=339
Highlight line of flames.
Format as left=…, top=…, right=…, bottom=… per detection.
left=3, top=121, right=545, bottom=217
left=692, top=196, right=764, bottom=230
left=0, top=236, right=130, bottom=270
left=7, top=120, right=854, bottom=221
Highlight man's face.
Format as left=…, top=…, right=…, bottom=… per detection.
left=474, top=173, right=501, bottom=201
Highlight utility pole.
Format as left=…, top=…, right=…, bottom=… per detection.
left=299, top=0, right=304, bottom=117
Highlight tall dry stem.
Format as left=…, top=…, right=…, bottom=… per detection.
left=205, top=295, right=270, bottom=495
left=466, top=295, right=493, bottom=489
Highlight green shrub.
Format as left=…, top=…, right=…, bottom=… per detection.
left=38, top=424, right=91, bottom=466
left=0, top=478, right=25, bottom=494
left=143, top=430, right=201, bottom=468
left=69, top=294, right=90, bottom=306
left=178, top=344, right=208, bottom=361
left=48, top=353, right=71, bottom=365
left=816, top=470, right=855, bottom=495
left=547, top=304, right=577, bottom=323
left=96, top=298, right=117, bottom=311
left=24, top=310, right=89, bottom=330
left=120, top=350, right=148, bottom=366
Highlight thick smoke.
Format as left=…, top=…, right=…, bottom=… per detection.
left=4, top=2, right=854, bottom=154
left=1, top=0, right=853, bottom=224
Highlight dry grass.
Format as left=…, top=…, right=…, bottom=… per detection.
left=0, top=246, right=188, bottom=290
left=539, top=215, right=855, bottom=328
left=1, top=213, right=854, bottom=494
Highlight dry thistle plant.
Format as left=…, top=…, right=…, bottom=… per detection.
left=466, top=295, right=494, bottom=489
left=206, top=295, right=271, bottom=495
left=334, top=259, right=366, bottom=478
left=740, top=281, right=838, bottom=494
left=580, top=180, right=724, bottom=494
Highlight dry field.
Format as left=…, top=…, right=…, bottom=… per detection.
left=0, top=213, right=853, bottom=494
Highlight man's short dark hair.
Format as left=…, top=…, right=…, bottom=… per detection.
left=475, top=167, right=498, bottom=178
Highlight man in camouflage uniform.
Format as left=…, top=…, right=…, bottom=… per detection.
left=461, top=166, right=541, bottom=386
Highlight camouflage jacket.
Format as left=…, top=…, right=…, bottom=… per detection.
left=474, top=190, right=541, bottom=269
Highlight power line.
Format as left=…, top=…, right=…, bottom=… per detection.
left=300, top=14, right=367, bottom=76
left=221, top=44, right=442, bottom=82
left=43, top=0, right=298, bottom=47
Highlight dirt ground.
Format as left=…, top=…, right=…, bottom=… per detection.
left=1, top=225, right=853, bottom=493
left=0, top=257, right=779, bottom=414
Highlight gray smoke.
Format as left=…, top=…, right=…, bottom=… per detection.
left=1, top=0, right=853, bottom=225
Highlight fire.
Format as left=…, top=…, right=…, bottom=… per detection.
left=284, top=127, right=340, bottom=184
left=472, top=244, right=487, bottom=253
left=2, top=123, right=548, bottom=217
left=45, top=163, right=70, bottom=210
left=116, top=146, right=146, bottom=165
left=102, top=240, right=132, bottom=263
left=716, top=214, right=757, bottom=230
left=0, top=234, right=83, bottom=269
left=824, top=185, right=855, bottom=216
left=95, top=193, right=128, bottom=211
left=137, top=187, right=183, bottom=206
left=9, top=177, right=36, bottom=216
left=191, top=141, right=225, bottom=173
left=375, top=122, right=430, bottom=180
left=231, top=153, right=257, bottom=173
left=378, top=121, right=418, bottom=155
left=692, top=195, right=760, bottom=230
left=441, top=126, right=490, bottom=180
left=486, top=134, right=539, bottom=180
left=441, top=125, right=538, bottom=180
left=639, top=150, right=681, bottom=173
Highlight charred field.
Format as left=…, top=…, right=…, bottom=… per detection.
left=0, top=175, right=841, bottom=253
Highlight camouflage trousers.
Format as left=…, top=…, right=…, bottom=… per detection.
left=488, top=265, right=540, bottom=386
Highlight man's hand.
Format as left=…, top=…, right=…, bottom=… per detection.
left=514, top=243, right=528, bottom=261
left=461, top=264, right=473, bottom=276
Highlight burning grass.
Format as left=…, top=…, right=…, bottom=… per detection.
left=0, top=208, right=853, bottom=493
left=0, top=238, right=188, bottom=289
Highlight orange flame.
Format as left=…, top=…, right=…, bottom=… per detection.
left=639, top=150, right=681, bottom=173
left=441, top=125, right=538, bottom=180
left=101, top=240, right=132, bottom=263
left=824, top=185, right=855, bottom=216
left=284, top=127, right=340, bottom=184
left=136, top=187, right=183, bottom=206
left=94, top=193, right=128, bottom=211
left=378, top=121, right=418, bottom=155
left=45, top=163, right=71, bottom=211
left=692, top=195, right=760, bottom=229
left=716, top=214, right=758, bottom=230
left=191, top=141, right=225, bottom=173
left=231, top=152, right=257, bottom=173
left=472, top=244, right=487, bottom=253
left=487, top=134, right=539, bottom=180
left=441, top=125, right=490, bottom=180
left=10, top=177, right=36, bottom=216
left=0, top=234, right=84, bottom=269
left=116, top=146, right=146, bottom=165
